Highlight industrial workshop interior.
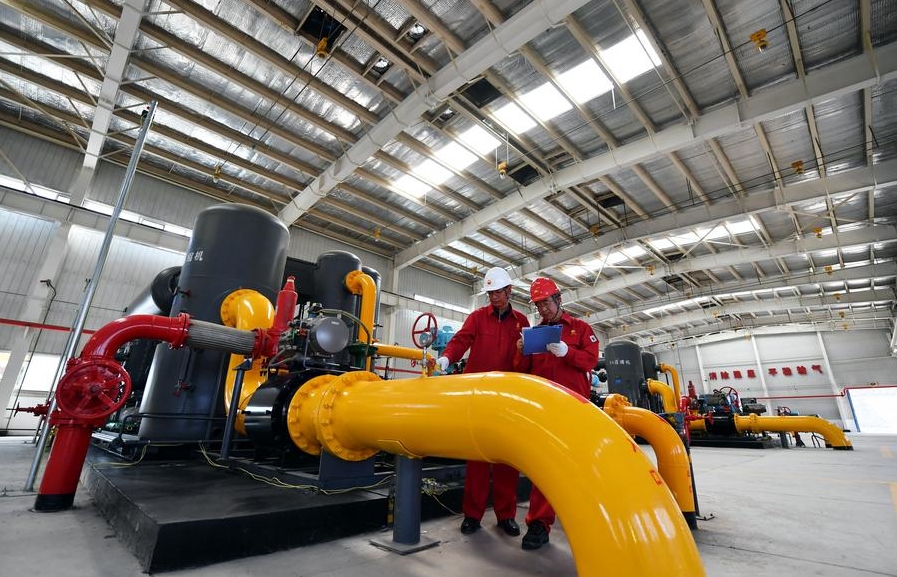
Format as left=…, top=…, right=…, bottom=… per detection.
left=0, top=0, right=896, bottom=575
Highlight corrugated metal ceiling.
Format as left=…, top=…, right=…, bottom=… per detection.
left=0, top=0, right=893, bottom=348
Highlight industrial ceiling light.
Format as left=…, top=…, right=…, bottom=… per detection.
left=408, top=23, right=426, bottom=41
left=750, top=29, right=769, bottom=52
left=497, top=160, right=508, bottom=179
left=372, top=57, right=390, bottom=73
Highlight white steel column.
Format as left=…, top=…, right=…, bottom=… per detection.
left=693, top=343, right=709, bottom=395
left=749, top=335, right=773, bottom=414
left=816, top=331, right=854, bottom=430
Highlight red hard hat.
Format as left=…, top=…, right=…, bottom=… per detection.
left=530, top=277, right=560, bottom=303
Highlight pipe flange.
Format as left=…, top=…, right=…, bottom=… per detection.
left=220, top=289, right=257, bottom=328
left=286, top=375, right=334, bottom=455
left=317, top=371, right=381, bottom=462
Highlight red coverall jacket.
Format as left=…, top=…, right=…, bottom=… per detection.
left=441, top=304, right=529, bottom=373
left=441, top=303, right=529, bottom=522
left=514, top=311, right=600, bottom=531
left=514, top=311, right=599, bottom=398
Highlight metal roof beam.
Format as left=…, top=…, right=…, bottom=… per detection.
left=277, top=0, right=596, bottom=225
left=590, top=260, right=897, bottom=324
left=610, top=289, right=894, bottom=336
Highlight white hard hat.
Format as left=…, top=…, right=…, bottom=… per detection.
left=483, top=267, right=512, bottom=290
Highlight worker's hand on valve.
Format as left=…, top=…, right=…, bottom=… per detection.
left=435, top=356, right=450, bottom=372
left=547, top=341, right=568, bottom=357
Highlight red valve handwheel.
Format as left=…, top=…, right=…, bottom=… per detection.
left=56, top=359, right=132, bottom=420
left=411, top=312, right=438, bottom=349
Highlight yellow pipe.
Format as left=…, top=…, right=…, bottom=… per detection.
left=647, top=378, right=678, bottom=414
left=220, top=289, right=275, bottom=434
left=601, top=394, right=696, bottom=524
left=658, top=362, right=682, bottom=402
left=688, top=419, right=707, bottom=432
left=289, top=370, right=705, bottom=576
left=374, top=343, right=434, bottom=376
left=734, top=413, right=853, bottom=450
left=344, top=270, right=376, bottom=370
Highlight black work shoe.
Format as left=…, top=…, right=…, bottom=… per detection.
left=497, top=518, right=520, bottom=536
left=522, top=521, right=549, bottom=550
left=460, top=517, right=481, bottom=535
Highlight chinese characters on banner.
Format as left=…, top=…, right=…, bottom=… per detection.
left=708, top=365, right=823, bottom=380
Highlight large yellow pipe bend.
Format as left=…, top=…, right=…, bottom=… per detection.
left=220, top=289, right=275, bottom=433
left=608, top=401, right=696, bottom=522
left=658, top=363, right=682, bottom=401
left=291, top=370, right=705, bottom=576
left=734, top=413, right=853, bottom=450
left=647, top=378, right=679, bottom=414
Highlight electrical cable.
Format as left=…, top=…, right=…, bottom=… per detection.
left=198, top=442, right=395, bottom=494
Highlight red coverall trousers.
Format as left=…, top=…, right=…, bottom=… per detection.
left=462, top=460, right=519, bottom=522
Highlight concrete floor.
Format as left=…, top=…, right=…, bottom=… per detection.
left=1, top=434, right=895, bottom=577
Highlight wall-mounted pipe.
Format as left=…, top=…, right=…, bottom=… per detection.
left=599, top=394, right=696, bottom=528
left=647, top=378, right=678, bottom=414
left=290, top=370, right=705, bottom=576
left=734, top=413, right=852, bottom=450
left=658, top=363, right=682, bottom=401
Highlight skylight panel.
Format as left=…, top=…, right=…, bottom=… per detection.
left=694, top=225, right=729, bottom=240
left=725, top=218, right=758, bottom=235
left=557, top=60, right=613, bottom=103
left=518, top=83, right=572, bottom=122
left=670, top=232, right=699, bottom=245
left=493, top=102, right=537, bottom=133
left=649, top=238, right=675, bottom=251
left=622, top=245, right=646, bottom=259
left=600, top=30, right=661, bottom=84
left=437, top=142, right=478, bottom=170
left=457, top=125, right=501, bottom=155
left=394, top=174, right=431, bottom=199
left=562, top=264, right=590, bottom=278
left=413, top=159, right=453, bottom=186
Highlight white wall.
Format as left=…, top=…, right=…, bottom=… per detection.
left=653, top=328, right=897, bottom=430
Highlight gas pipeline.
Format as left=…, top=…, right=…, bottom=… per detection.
left=23, top=204, right=705, bottom=577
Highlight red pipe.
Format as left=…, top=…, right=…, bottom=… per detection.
left=78, top=313, right=190, bottom=360
left=36, top=278, right=299, bottom=511
left=35, top=313, right=193, bottom=512
left=754, top=384, right=897, bottom=401
left=33, top=417, right=99, bottom=511
left=254, top=277, right=297, bottom=358
left=0, top=316, right=96, bottom=334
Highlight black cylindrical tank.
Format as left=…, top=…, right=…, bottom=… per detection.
left=604, top=340, right=644, bottom=406
left=642, top=352, right=658, bottom=381
left=138, top=205, right=289, bottom=440
left=123, top=266, right=181, bottom=316
left=314, top=251, right=361, bottom=313
left=361, top=265, right=381, bottom=340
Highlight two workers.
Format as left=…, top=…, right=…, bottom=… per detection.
left=434, top=267, right=599, bottom=551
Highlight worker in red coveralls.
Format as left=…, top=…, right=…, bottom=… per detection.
left=434, top=266, right=530, bottom=538
left=513, top=277, right=599, bottom=550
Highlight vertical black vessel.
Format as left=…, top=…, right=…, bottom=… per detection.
left=138, top=205, right=289, bottom=440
